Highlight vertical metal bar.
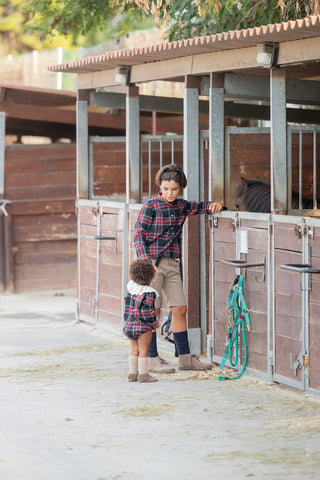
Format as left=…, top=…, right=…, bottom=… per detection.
left=270, top=69, right=287, bottom=214
left=302, top=218, right=309, bottom=392
left=267, top=215, right=274, bottom=384
left=225, top=128, right=231, bottom=207
left=199, top=132, right=207, bottom=350
left=171, top=139, right=174, bottom=164
left=88, top=139, right=94, bottom=199
left=160, top=139, right=163, bottom=169
left=121, top=204, right=129, bottom=328
left=140, top=141, right=143, bottom=199
left=95, top=204, right=101, bottom=325
left=209, top=74, right=225, bottom=203
left=184, top=77, right=200, bottom=352
left=148, top=139, right=152, bottom=198
left=299, top=131, right=303, bottom=209
left=287, top=126, right=292, bottom=210
left=76, top=101, right=89, bottom=200
left=313, top=131, right=317, bottom=209
left=0, top=112, right=5, bottom=198
left=184, top=84, right=200, bottom=200
left=126, top=86, right=140, bottom=203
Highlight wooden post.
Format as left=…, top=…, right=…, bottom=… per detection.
left=270, top=69, right=287, bottom=214
left=209, top=73, right=225, bottom=203
left=4, top=214, right=13, bottom=291
left=76, top=97, right=89, bottom=200
left=126, top=85, right=140, bottom=203
left=183, top=75, right=201, bottom=354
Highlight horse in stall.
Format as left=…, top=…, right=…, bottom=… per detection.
left=234, top=177, right=315, bottom=212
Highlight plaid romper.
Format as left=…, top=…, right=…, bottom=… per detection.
left=123, top=280, right=159, bottom=340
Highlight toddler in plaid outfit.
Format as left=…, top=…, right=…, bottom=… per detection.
left=124, top=259, right=160, bottom=383
left=134, top=164, right=223, bottom=373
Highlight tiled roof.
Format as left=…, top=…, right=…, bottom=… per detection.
left=49, top=15, right=320, bottom=74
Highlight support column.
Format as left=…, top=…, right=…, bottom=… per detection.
left=0, top=112, right=5, bottom=198
left=270, top=69, right=287, bottom=214
left=183, top=76, right=201, bottom=353
left=209, top=73, right=225, bottom=203
left=76, top=97, right=89, bottom=200
left=126, top=85, right=140, bottom=203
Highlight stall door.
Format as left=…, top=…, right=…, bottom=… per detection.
left=274, top=218, right=308, bottom=391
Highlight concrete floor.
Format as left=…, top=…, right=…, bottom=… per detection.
left=1, top=292, right=320, bottom=480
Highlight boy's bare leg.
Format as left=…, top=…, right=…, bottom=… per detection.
left=171, top=305, right=187, bottom=332
left=128, top=339, right=139, bottom=382
left=137, top=330, right=153, bottom=357
left=137, top=331, right=158, bottom=382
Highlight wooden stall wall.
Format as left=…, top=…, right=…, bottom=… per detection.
left=78, top=202, right=125, bottom=331
left=97, top=205, right=124, bottom=330
left=78, top=204, right=98, bottom=323
left=5, top=143, right=77, bottom=292
left=92, top=141, right=126, bottom=198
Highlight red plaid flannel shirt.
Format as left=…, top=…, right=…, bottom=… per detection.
left=134, top=193, right=212, bottom=260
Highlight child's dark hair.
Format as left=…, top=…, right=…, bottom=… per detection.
left=155, top=164, right=187, bottom=189
left=129, top=259, right=155, bottom=286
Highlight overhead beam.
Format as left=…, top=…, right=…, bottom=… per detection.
left=76, top=36, right=320, bottom=90
left=201, top=74, right=320, bottom=105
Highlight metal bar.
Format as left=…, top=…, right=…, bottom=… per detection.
left=199, top=131, right=207, bottom=351
left=313, top=131, right=317, bottom=209
left=95, top=204, right=101, bottom=325
left=159, top=139, right=163, bottom=169
left=3, top=215, right=13, bottom=291
left=121, top=204, right=129, bottom=329
left=126, top=86, right=140, bottom=203
left=220, top=259, right=265, bottom=268
left=209, top=74, right=224, bottom=203
left=270, top=69, right=287, bottom=214
left=287, top=126, right=292, bottom=210
left=148, top=139, right=152, bottom=198
left=302, top=220, right=309, bottom=392
left=184, top=83, right=199, bottom=201
left=299, top=131, right=303, bottom=209
left=171, top=139, right=174, bottom=164
left=280, top=264, right=320, bottom=274
left=76, top=101, right=89, bottom=199
left=267, top=214, right=273, bottom=385
left=0, top=112, right=5, bottom=198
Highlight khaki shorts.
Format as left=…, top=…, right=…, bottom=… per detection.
left=150, top=257, right=186, bottom=309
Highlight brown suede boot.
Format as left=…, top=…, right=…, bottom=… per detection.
left=148, top=356, right=175, bottom=374
left=137, top=373, right=158, bottom=383
left=128, top=373, right=138, bottom=382
left=178, top=353, right=212, bottom=371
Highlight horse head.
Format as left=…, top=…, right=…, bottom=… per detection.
left=234, top=177, right=271, bottom=213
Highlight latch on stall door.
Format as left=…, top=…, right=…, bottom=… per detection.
left=289, top=352, right=308, bottom=376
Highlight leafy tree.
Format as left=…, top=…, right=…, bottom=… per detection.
left=113, top=0, right=320, bottom=40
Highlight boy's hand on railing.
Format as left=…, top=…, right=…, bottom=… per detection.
left=209, top=202, right=224, bottom=213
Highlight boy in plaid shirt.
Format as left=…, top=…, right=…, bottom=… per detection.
left=124, top=259, right=160, bottom=383
left=134, top=164, right=223, bottom=373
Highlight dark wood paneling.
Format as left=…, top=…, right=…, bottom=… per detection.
left=4, top=143, right=77, bottom=292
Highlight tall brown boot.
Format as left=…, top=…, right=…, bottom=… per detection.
left=178, top=353, right=212, bottom=371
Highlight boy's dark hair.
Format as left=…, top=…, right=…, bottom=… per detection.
left=155, top=164, right=187, bottom=189
left=129, top=259, right=155, bottom=286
